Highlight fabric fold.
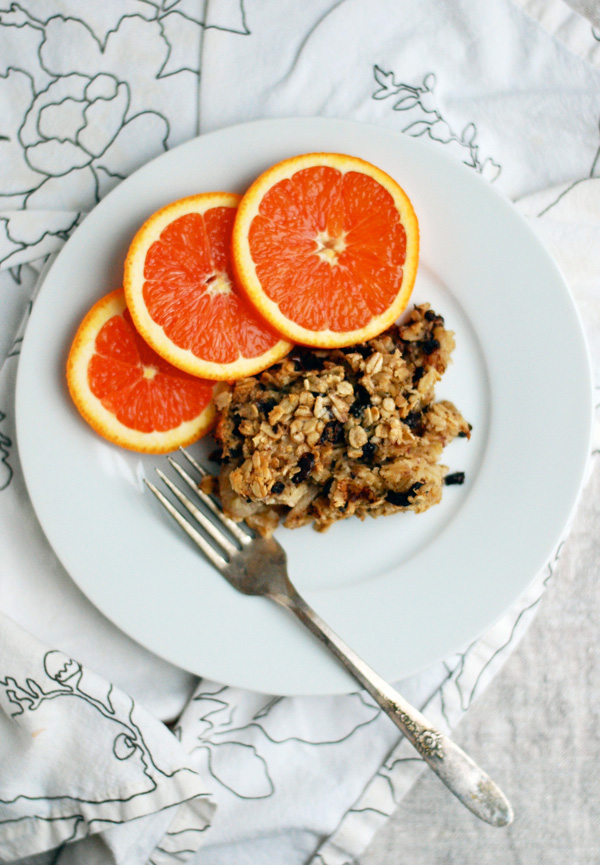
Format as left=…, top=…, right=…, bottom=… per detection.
left=1, top=2, right=599, bottom=863
left=0, top=615, right=215, bottom=863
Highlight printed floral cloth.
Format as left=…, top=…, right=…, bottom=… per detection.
left=1, top=2, right=599, bottom=864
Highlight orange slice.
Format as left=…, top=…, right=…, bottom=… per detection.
left=232, top=152, right=420, bottom=348
left=67, top=289, right=217, bottom=453
left=123, top=192, right=292, bottom=379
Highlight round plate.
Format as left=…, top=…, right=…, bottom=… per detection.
left=16, top=118, right=593, bottom=695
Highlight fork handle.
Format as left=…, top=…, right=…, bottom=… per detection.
left=273, top=586, right=513, bottom=828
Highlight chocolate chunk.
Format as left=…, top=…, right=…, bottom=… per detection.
left=271, top=481, right=285, bottom=495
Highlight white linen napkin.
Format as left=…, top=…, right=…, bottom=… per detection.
left=1, top=2, right=598, bottom=864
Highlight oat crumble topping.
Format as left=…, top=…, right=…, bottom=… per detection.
left=209, top=304, right=470, bottom=536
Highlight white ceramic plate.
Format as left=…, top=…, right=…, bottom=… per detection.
left=16, top=118, right=593, bottom=695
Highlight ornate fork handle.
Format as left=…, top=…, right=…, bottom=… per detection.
left=272, top=581, right=513, bottom=828
left=147, top=453, right=513, bottom=828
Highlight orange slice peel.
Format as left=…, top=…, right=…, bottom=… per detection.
left=123, top=192, right=292, bottom=380
left=67, top=288, right=218, bottom=453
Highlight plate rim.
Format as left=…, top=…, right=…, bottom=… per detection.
left=15, top=116, right=595, bottom=695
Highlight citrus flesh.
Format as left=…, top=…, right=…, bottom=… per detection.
left=67, top=289, right=217, bottom=453
left=232, top=153, right=420, bottom=348
left=124, top=192, right=292, bottom=379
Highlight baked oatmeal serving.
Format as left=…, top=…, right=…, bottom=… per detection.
left=208, top=304, right=470, bottom=536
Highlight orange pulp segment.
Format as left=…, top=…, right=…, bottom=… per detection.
left=232, top=152, right=419, bottom=348
left=123, top=192, right=292, bottom=379
left=66, top=289, right=218, bottom=453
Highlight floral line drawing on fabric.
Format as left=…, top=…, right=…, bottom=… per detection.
left=0, top=64, right=170, bottom=267
left=4, top=293, right=32, bottom=358
left=6, top=263, right=24, bottom=284
left=535, top=118, right=600, bottom=218
left=179, top=684, right=381, bottom=800
left=0, top=1, right=251, bottom=45
left=371, top=67, right=501, bottom=183
left=0, top=410, right=12, bottom=490
left=346, top=753, right=425, bottom=826
left=313, top=544, right=566, bottom=865
left=0, top=635, right=215, bottom=861
left=0, top=3, right=250, bottom=268
left=448, top=553, right=559, bottom=717
left=150, top=823, right=210, bottom=865
left=0, top=207, right=81, bottom=270
left=2, top=257, right=46, bottom=363
left=0, top=2, right=252, bottom=270
left=0, top=649, right=195, bottom=792
left=0, top=3, right=250, bottom=88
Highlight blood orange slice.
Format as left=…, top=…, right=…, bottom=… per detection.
left=67, top=289, right=217, bottom=453
left=232, top=152, right=419, bottom=348
left=123, top=192, right=292, bottom=379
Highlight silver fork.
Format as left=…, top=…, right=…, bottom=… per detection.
left=146, top=448, right=513, bottom=827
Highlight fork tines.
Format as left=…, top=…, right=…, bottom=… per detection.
left=144, top=448, right=252, bottom=569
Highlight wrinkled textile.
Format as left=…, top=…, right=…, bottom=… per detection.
left=1, top=2, right=599, bottom=864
